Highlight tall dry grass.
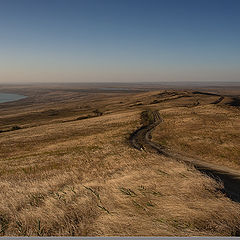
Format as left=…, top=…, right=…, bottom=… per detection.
left=0, top=109, right=240, bottom=236
left=0, top=88, right=240, bottom=236
left=152, top=103, right=240, bottom=170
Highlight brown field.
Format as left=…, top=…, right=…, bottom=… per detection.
left=0, top=83, right=240, bottom=236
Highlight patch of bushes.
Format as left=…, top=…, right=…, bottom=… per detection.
left=140, top=109, right=155, bottom=126
left=0, top=125, right=22, bottom=134
left=150, top=100, right=160, bottom=104
left=93, top=109, right=103, bottom=116
left=11, top=125, right=22, bottom=131
left=76, top=115, right=92, bottom=120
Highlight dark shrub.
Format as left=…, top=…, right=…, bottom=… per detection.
left=11, top=126, right=21, bottom=131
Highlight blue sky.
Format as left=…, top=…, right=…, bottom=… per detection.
left=0, top=0, right=240, bottom=83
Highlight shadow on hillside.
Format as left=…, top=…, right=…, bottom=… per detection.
left=196, top=167, right=240, bottom=203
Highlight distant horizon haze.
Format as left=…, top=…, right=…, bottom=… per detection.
left=0, top=0, right=240, bottom=83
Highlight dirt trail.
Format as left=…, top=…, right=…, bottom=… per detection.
left=211, top=96, right=224, bottom=104
left=130, top=111, right=240, bottom=202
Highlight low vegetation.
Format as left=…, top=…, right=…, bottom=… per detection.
left=0, top=125, right=22, bottom=133
left=152, top=102, right=240, bottom=170
left=0, top=85, right=240, bottom=236
left=140, top=109, right=156, bottom=125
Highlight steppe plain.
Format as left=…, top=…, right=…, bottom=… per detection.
left=0, top=82, right=240, bottom=236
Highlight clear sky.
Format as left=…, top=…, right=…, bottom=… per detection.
left=0, top=0, right=240, bottom=83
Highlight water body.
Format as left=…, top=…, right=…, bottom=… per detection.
left=0, top=93, right=26, bottom=103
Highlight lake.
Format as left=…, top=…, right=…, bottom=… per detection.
left=0, top=93, right=26, bottom=103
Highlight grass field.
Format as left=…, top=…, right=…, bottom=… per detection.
left=0, top=84, right=240, bottom=236
left=152, top=91, right=240, bottom=170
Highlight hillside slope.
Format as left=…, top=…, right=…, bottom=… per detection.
left=0, top=88, right=240, bottom=236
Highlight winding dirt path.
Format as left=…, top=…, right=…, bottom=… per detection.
left=130, top=111, right=240, bottom=202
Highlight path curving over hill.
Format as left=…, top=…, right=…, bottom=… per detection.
left=130, top=110, right=240, bottom=203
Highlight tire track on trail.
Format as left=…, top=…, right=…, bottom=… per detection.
left=130, top=110, right=240, bottom=203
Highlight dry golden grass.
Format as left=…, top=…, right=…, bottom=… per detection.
left=152, top=97, right=240, bottom=170
left=0, top=86, right=240, bottom=236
